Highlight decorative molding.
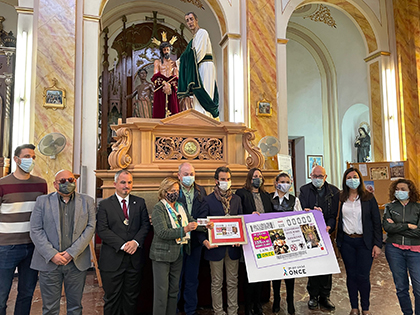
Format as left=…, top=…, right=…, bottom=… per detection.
left=304, top=4, right=337, bottom=28
left=277, top=38, right=289, bottom=44
left=155, top=136, right=224, bottom=161
left=242, top=131, right=264, bottom=170
left=83, top=14, right=101, bottom=22
left=219, top=33, right=241, bottom=47
left=108, top=128, right=132, bottom=169
left=179, top=0, right=204, bottom=9
left=364, top=51, right=391, bottom=63
left=14, top=7, right=33, bottom=14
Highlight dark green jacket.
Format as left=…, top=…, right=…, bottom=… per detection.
left=383, top=200, right=420, bottom=246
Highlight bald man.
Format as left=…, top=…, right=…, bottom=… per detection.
left=30, top=170, right=96, bottom=315
left=177, top=163, right=207, bottom=315
left=299, top=165, right=339, bottom=311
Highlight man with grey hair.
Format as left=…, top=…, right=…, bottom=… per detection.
left=30, top=169, right=95, bottom=315
left=177, top=162, right=207, bottom=315
left=97, top=169, right=150, bottom=315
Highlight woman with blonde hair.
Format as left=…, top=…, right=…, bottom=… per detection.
left=150, top=177, right=210, bottom=315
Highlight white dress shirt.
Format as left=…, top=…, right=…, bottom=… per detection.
left=342, top=198, right=363, bottom=235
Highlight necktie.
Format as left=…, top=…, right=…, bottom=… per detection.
left=121, top=199, right=128, bottom=219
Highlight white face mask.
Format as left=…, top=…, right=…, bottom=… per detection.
left=18, top=158, right=35, bottom=173
left=277, top=183, right=291, bottom=193
left=218, top=181, right=231, bottom=191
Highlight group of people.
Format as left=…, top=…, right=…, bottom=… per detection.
left=1, top=143, right=420, bottom=315
left=127, top=11, right=219, bottom=120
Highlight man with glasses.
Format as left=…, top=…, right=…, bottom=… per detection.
left=0, top=144, right=47, bottom=315
left=30, top=170, right=96, bottom=315
left=299, top=165, right=339, bottom=311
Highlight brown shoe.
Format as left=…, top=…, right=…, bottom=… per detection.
left=349, top=309, right=360, bottom=315
left=362, top=311, right=371, bottom=315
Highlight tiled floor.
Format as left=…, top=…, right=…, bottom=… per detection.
left=5, top=247, right=409, bottom=314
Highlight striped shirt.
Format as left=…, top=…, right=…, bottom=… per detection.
left=0, top=173, right=47, bottom=245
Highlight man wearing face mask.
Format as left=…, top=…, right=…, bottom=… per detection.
left=97, top=169, right=150, bottom=315
left=30, top=169, right=96, bottom=314
left=299, top=165, right=339, bottom=311
left=177, top=162, right=207, bottom=315
left=197, top=166, right=242, bottom=315
left=0, top=144, right=47, bottom=315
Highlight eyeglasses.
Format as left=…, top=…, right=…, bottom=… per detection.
left=57, top=178, right=76, bottom=184
left=311, top=175, right=325, bottom=179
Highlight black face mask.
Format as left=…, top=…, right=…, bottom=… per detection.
left=252, top=178, right=262, bottom=188
left=58, top=182, right=76, bottom=195
left=166, top=191, right=179, bottom=203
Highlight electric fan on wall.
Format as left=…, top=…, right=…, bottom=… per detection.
left=38, top=133, right=67, bottom=159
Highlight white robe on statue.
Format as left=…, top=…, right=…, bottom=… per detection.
left=192, top=28, right=216, bottom=117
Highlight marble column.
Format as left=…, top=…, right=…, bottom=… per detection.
left=246, top=0, right=278, bottom=143
left=393, top=0, right=420, bottom=183
left=33, top=0, right=76, bottom=189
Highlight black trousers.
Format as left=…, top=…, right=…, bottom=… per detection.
left=101, top=254, right=143, bottom=315
left=307, top=274, right=332, bottom=298
left=272, top=278, right=294, bottom=306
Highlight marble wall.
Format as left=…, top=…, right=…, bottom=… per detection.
left=33, top=0, right=76, bottom=191
left=393, top=0, right=420, bottom=184
left=246, top=0, right=278, bottom=141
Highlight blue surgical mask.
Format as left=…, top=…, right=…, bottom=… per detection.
left=182, top=176, right=195, bottom=187
left=18, top=158, right=35, bottom=173
left=395, top=190, right=409, bottom=201
left=311, top=178, right=324, bottom=188
left=252, top=178, right=262, bottom=188
left=346, top=178, right=360, bottom=190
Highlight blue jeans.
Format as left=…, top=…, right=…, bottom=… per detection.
left=0, top=243, right=38, bottom=315
left=340, top=235, right=373, bottom=311
left=386, top=243, right=420, bottom=315
left=178, top=246, right=202, bottom=315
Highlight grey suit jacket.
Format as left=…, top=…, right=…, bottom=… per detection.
left=30, top=192, right=96, bottom=272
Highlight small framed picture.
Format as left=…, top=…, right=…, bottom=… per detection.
left=208, top=216, right=248, bottom=246
left=307, top=155, right=323, bottom=178
left=43, top=79, right=66, bottom=110
left=257, top=100, right=272, bottom=117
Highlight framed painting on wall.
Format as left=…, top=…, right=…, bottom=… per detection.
left=307, top=155, right=323, bottom=178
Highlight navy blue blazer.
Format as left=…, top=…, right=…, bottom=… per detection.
left=235, top=187, right=273, bottom=214
left=336, top=194, right=382, bottom=250
left=197, top=192, right=243, bottom=261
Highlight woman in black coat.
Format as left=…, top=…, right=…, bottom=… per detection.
left=235, top=168, right=273, bottom=315
left=336, top=167, right=382, bottom=315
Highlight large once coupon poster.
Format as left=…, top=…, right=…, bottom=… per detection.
left=243, top=211, right=340, bottom=283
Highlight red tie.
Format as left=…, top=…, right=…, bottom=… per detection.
left=121, top=199, right=128, bottom=219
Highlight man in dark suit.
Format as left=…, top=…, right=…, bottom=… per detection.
left=299, top=165, right=339, bottom=311
left=97, top=169, right=151, bottom=315
left=177, top=162, right=207, bottom=315
left=197, top=166, right=242, bottom=315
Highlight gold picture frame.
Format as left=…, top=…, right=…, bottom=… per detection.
left=43, top=78, right=66, bottom=110
left=257, top=99, right=272, bottom=117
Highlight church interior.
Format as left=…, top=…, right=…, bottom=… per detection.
left=0, top=0, right=419, bottom=314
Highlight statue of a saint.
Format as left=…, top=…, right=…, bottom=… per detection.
left=178, top=12, right=219, bottom=119
left=126, top=68, right=153, bottom=118
left=354, top=127, right=371, bottom=162
left=151, top=36, right=180, bottom=118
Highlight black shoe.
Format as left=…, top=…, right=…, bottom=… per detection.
left=319, top=297, right=335, bottom=310
left=253, top=303, right=264, bottom=315
left=308, top=297, right=318, bottom=310
left=287, top=303, right=295, bottom=315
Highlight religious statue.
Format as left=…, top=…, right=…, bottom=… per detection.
left=151, top=33, right=180, bottom=118
left=178, top=12, right=219, bottom=119
left=126, top=68, right=154, bottom=118
left=355, top=126, right=371, bottom=162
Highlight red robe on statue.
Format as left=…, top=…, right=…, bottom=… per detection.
left=151, top=72, right=180, bottom=118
